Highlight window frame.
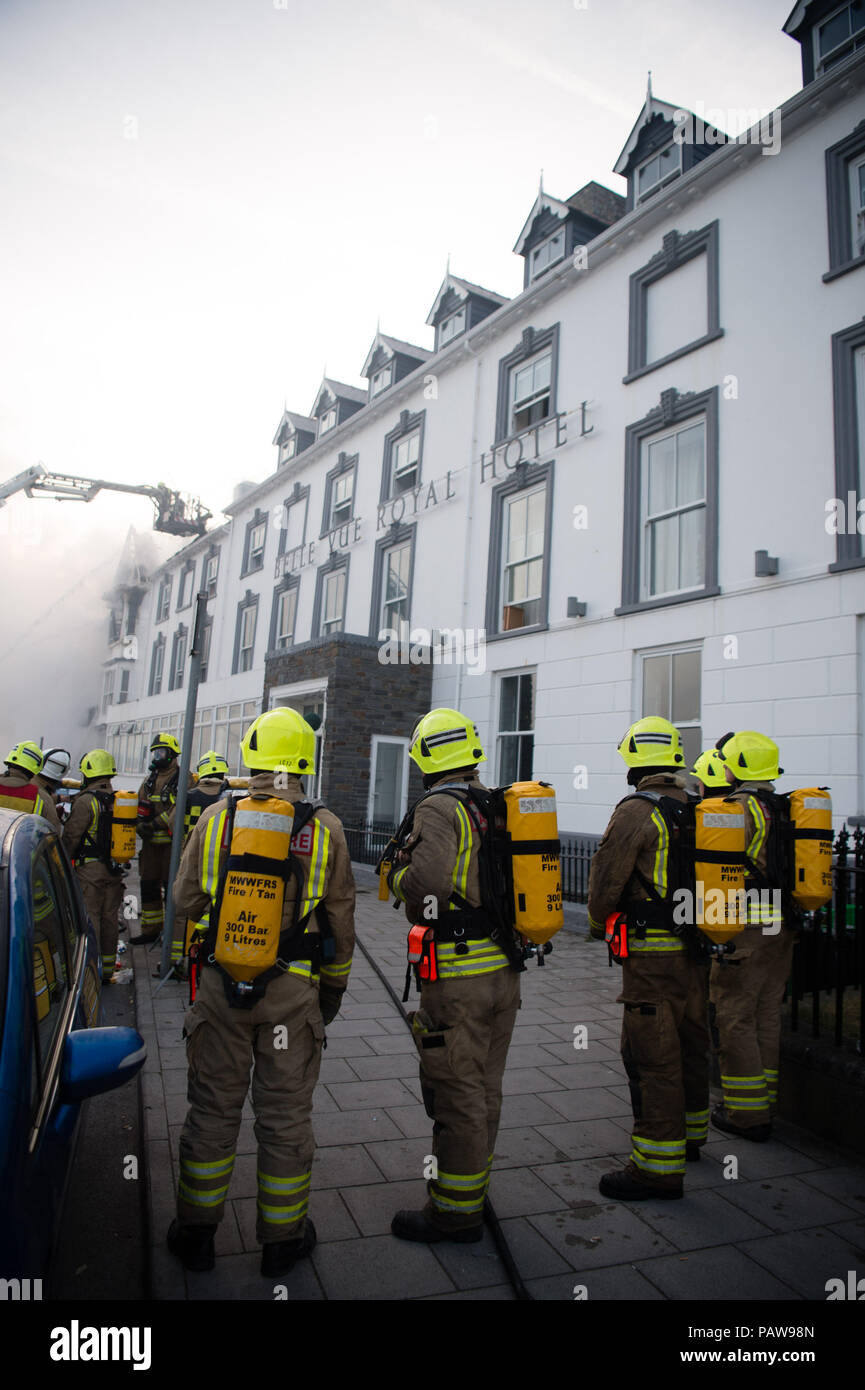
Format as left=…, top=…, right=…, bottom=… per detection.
left=496, top=670, right=536, bottom=784
left=241, top=511, right=267, bottom=578
left=529, top=229, right=565, bottom=281
left=824, top=122, right=865, bottom=281
left=618, top=386, right=720, bottom=615
left=829, top=317, right=865, bottom=572
left=494, top=324, right=559, bottom=444
left=312, top=555, right=350, bottom=638
left=232, top=592, right=260, bottom=675
left=321, top=454, right=358, bottom=536
left=319, top=406, right=337, bottom=436
left=438, top=306, right=466, bottom=346
left=269, top=575, right=300, bottom=652
left=485, top=462, right=554, bottom=641
left=369, top=523, right=416, bottom=640
left=148, top=634, right=165, bottom=696
left=202, top=547, right=219, bottom=599
left=199, top=618, right=213, bottom=683
left=380, top=409, right=426, bottom=504
left=625, top=221, right=722, bottom=382
left=155, top=575, right=172, bottom=624
left=176, top=561, right=195, bottom=611
left=635, top=140, right=682, bottom=202
left=102, top=669, right=114, bottom=713
left=371, top=363, right=393, bottom=397
left=638, top=643, right=703, bottom=769
left=814, top=1, right=865, bottom=78
left=277, top=483, right=310, bottom=559
left=168, top=624, right=188, bottom=692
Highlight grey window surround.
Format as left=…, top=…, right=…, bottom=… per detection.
left=176, top=561, right=195, bottom=612
left=617, top=385, right=720, bottom=615
left=311, top=552, right=350, bottom=639
left=321, top=453, right=358, bottom=536
left=624, top=222, right=723, bottom=383
left=241, top=509, right=268, bottom=578
left=168, top=624, right=188, bottom=693
left=268, top=573, right=301, bottom=652
left=494, top=324, right=560, bottom=445
left=484, top=461, right=554, bottom=642
left=148, top=634, right=165, bottom=696
left=368, top=522, right=417, bottom=639
left=199, top=618, right=213, bottom=683
left=824, top=120, right=865, bottom=281
left=232, top=590, right=260, bottom=675
left=277, top=482, right=309, bottom=558
left=201, top=544, right=220, bottom=597
left=380, top=410, right=426, bottom=504
left=829, top=317, right=865, bottom=572
left=155, top=576, right=172, bottom=624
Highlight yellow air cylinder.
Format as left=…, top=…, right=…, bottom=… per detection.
left=214, top=797, right=295, bottom=982
left=503, top=782, right=563, bottom=946
left=788, top=788, right=833, bottom=911
left=111, top=790, right=138, bottom=862
left=694, top=798, right=747, bottom=944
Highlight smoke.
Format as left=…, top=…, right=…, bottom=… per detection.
left=0, top=495, right=181, bottom=768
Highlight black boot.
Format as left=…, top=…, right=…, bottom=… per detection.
left=598, top=1168, right=683, bottom=1201
left=129, top=931, right=160, bottom=945
left=711, top=1105, right=771, bottom=1142
left=391, top=1210, right=483, bottom=1243
left=260, top=1219, right=317, bottom=1277
left=686, top=1142, right=701, bottom=1162
left=167, top=1219, right=216, bottom=1271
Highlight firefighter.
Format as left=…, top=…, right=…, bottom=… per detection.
left=129, top=732, right=194, bottom=945
left=709, top=730, right=794, bottom=1142
left=165, top=751, right=231, bottom=974
left=587, top=716, right=710, bottom=1201
left=63, top=750, right=125, bottom=982
left=387, top=708, right=521, bottom=1244
left=0, top=742, right=62, bottom=830
left=692, top=749, right=728, bottom=799
left=166, top=708, right=355, bottom=1277
left=35, top=747, right=72, bottom=822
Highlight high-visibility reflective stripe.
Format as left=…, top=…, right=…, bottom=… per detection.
left=650, top=808, right=669, bottom=896
left=435, top=945, right=510, bottom=977
left=235, top=808, right=293, bottom=834
left=451, top=801, right=473, bottom=901
left=633, top=1136, right=686, bottom=1154
left=182, top=1156, right=235, bottom=1177
left=320, top=961, right=351, bottom=976
left=630, top=937, right=685, bottom=953
left=257, top=1170, right=311, bottom=1194
left=178, top=1181, right=231, bottom=1206
left=630, top=1152, right=685, bottom=1175
left=391, top=864, right=409, bottom=901
left=724, top=1097, right=769, bottom=1111
left=201, top=810, right=227, bottom=898
left=258, top=1198, right=309, bottom=1222
left=746, top=796, right=768, bottom=864
left=297, top=819, right=330, bottom=920
left=721, top=1074, right=766, bottom=1087
left=436, top=1167, right=490, bottom=1188
left=686, top=1109, right=709, bottom=1139
left=430, top=1189, right=486, bottom=1213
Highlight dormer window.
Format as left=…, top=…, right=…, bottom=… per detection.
left=510, top=350, right=551, bottom=434
left=636, top=142, right=681, bottom=201
left=529, top=230, right=565, bottom=281
left=319, top=407, right=337, bottom=435
left=816, top=2, right=865, bottom=76
left=280, top=435, right=297, bottom=465
left=439, top=307, right=466, bottom=345
left=371, top=364, right=392, bottom=396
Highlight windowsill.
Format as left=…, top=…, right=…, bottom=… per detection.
left=486, top=621, right=549, bottom=643
left=623, top=329, right=725, bottom=383
left=615, top=585, right=720, bottom=616
left=828, top=554, right=865, bottom=573
left=529, top=257, right=565, bottom=283
left=823, top=254, right=865, bottom=283
left=636, top=169, right=682, bottom=205
left=240, top=565, right=264, bottom=579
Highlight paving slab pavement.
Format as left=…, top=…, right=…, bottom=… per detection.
left=134, top=865, right=865, bottom=1303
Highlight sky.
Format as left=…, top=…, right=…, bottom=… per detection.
left=0, top=0, right=801, bottom=747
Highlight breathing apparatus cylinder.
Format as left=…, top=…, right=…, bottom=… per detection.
left=111, top=791, right=138, bottom=862
left=214, top=797, right=295, bottom=983
left=694, top=797, right=747, bottom=943
left=787, top=788, right=833, bottom=911
left=502, top=782, right=563, bottom=947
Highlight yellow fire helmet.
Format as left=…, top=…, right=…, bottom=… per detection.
left=5, top=741, right=44, bottom=775
left=80, top=749, right=117, bottom=780
left=196, top=750, right=230, bottom=779
left=692, top=749, right=728, bottom=789
left=617, top=716, right=684, bottom=768
left=240, top=708, right=316, bottom=775
left=715, top=730, right=781, bottom=782
left=409, top=708, right=486, bottom=775
left=150, top=732, right=181, bottom=756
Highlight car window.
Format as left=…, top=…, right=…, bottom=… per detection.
left=31, top=851, right=71, bottom=1114
left=47, top=839, right=83, bottom=962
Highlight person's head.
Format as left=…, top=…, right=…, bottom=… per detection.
left=617, top=717, right=685, bottom=786
left=715, top=730, right=781, bottom=786
left=196, top=750, right=230, bottom=780
left=149, top=732, right=181, bottom=770
left=40, top=747, right=72, bottom=791
left=408, top=708, right=485, bottom=789
left=691, top=749, right=728, bottom=798
left=240, top=709, right=315, bottom=779
left=4, top=741, right=43, bottom=779
left=79, top=749, right=116, bottom=785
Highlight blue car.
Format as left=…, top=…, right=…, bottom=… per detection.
left=0, top=808, right=146, bottom=1281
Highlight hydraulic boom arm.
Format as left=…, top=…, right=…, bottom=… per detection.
left=0, top=464, right=211, bottom=537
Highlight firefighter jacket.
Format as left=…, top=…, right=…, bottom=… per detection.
left=63, top=778, right=115, bottom=865
left=0, top=769, right=62, bottom=832
left=725, top=780, right=783, bottom=928
left=173, top=772, right=356, bottom=995
left=137, top=763, right=195, bottom=846
left=390, top=772, right=510, bottom=979
left=587, top=772, right=689, bottom=955
left=166, top=777, right=229, bottom=844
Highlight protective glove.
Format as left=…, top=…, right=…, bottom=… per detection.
left=319, top=984, right=343, bottom=1027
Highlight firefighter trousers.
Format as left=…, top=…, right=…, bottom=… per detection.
left=710, top=926, right=796, bottom=1129
left=177, top=966, right=324, bottom=1244
left=618, top=951, right=710, bottom=1190
left=77, top=863, right=124, bottom=979
left=411, top=967, right=520, bottom=1230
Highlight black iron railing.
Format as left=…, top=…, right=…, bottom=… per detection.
left=788, top=825, right=864, bottom=1053
left=343, top=821, right=397, bottom=867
